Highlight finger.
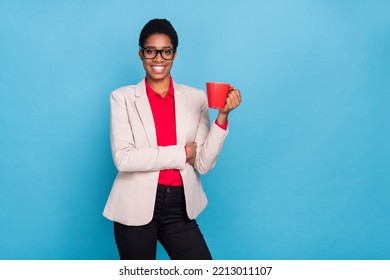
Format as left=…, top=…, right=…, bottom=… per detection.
left=225, top=97, right=233, bottom=109
left=228, top=90, right=239, bottom=100
left=229, top=92, right=239, bottom=103
left=228, top=92, right=240, bottom=106
left=226, top=96, right=238, bottom=110
left=231, top=90, right=241, bottom=102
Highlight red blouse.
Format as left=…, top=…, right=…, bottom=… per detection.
left=145, top=78, right=227, bottom=187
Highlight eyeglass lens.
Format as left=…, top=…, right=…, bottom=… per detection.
left=142, top=48, right=175, bottom=60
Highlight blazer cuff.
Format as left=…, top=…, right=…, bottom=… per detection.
left=215, top=119, right=228, bottom=130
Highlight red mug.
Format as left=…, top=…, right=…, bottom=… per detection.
left=206, top=82, right=231, bottom=109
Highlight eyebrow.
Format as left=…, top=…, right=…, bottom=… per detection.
left=143, top=46, right=174, bottom=49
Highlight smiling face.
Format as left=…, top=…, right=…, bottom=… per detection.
left=139, top=33, right=176, bottom=85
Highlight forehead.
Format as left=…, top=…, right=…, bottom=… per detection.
left=144, top=33, right=173, bottom=48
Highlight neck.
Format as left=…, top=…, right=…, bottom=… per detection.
left=146, top=76, right=171, bottom=96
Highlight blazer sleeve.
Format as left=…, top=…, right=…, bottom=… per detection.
left=193, top=90, right=228, bottom=174
left=110, top=89, right=186, bottom=173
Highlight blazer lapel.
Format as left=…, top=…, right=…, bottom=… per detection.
left=174, top=81, right=187, bottom=145
left=134, top=80, right=157, bottom=147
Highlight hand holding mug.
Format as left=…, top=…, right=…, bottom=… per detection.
left=219, top=87, right=241, bottom=114
left=206, top=82, right=241, bottom=112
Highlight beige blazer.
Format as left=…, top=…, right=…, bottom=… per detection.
left=103, top=79, right=228, bottom=226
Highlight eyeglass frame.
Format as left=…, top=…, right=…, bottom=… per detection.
left=140, top=47, right=177, bottom=60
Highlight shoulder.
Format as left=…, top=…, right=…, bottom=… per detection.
left=110, top=80, right=144, bottom=100
left=174, top=81, right=206, bottom=98
left=111, top=85, right=135, bottom=96
left=174, top=81, right=208, bottom=110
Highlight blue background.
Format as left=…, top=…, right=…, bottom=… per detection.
left=1, top=0, right=389, bottom=260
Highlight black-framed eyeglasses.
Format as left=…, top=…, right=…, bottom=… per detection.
left=140, top=47, right=176, bottom=60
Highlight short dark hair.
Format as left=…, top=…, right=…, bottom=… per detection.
left=139, top=18, right=178, bottom=50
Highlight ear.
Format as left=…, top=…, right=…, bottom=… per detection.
left=138, top=50, right=144, bottom=61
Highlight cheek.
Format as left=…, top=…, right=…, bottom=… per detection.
left=166, top=61, right=174, bottom=70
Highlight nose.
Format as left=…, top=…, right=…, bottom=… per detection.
left=153, top=51, right=164, bottom=62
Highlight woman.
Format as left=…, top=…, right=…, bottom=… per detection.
left=103, top=18, right=241, bottom=260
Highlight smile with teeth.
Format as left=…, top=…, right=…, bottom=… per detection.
left=151, top=65, right=166, bottom=74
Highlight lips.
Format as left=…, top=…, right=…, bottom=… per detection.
left=151, top=65, right=165, bottom=74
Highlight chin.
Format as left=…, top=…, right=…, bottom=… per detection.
left=147, top=73, right=170, bottom=81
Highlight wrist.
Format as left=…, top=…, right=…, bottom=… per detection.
left=218, top=111, right=228, bottom=117
left=216, top=112, right=228, bottom=125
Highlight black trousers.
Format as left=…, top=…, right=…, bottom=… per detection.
left=114, top=185, right=212, bottom=260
